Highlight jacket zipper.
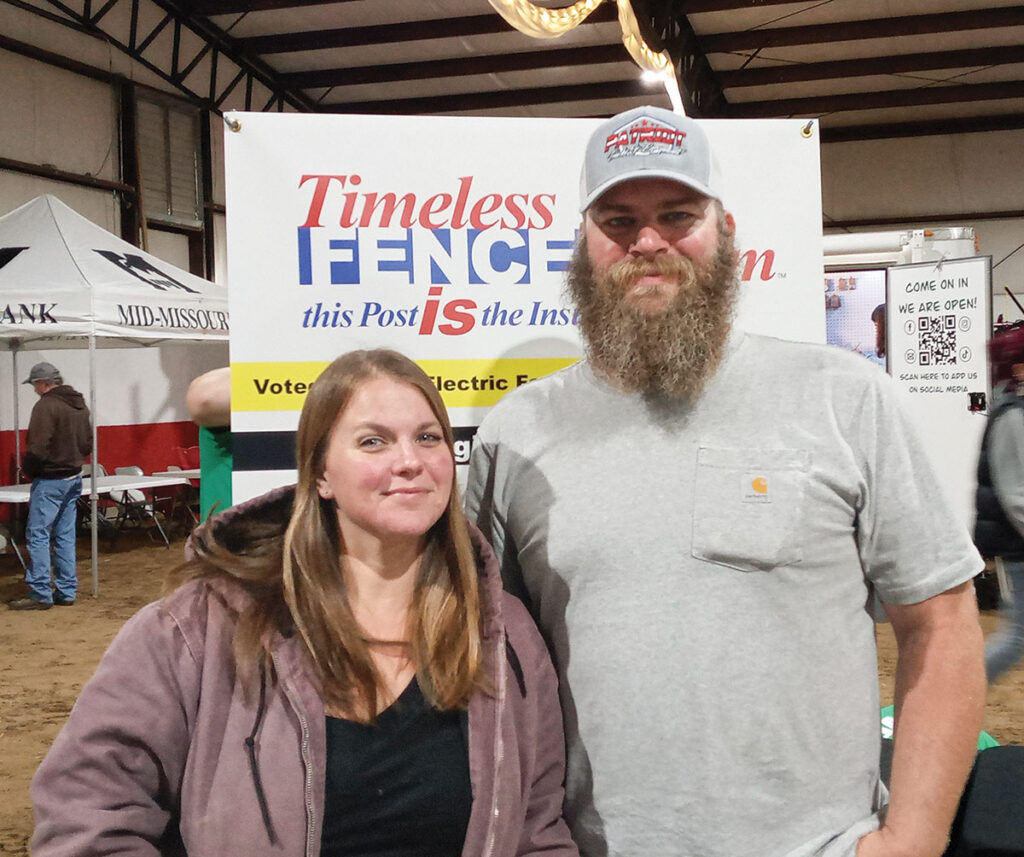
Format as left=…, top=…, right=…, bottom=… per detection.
left=273, top=651, right=318, bottom=857
left=481, top=629, right=508, bottom=857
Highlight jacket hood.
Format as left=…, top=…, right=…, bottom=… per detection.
left=45, top=385, right=87, bottom=410
left=189, top=484, right=506, bottom=637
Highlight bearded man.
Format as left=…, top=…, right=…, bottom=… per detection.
left=465, top=106, right=984, bottom=857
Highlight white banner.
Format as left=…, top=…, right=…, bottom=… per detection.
left=224, top=112, right=824, bottom=500
left=887, top=256, right=991, bottom=521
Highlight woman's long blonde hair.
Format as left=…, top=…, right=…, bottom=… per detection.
left=171, top=349, right=483, bottom=722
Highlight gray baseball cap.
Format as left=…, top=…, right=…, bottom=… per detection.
left=579, top=106, right=721, bottom=212
left=23, top=362, right=61, bottom=384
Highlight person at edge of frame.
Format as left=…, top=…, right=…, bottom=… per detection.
left=186, top=365, right=232, bottom=521
left=974, top=321, right=1024, bottom=684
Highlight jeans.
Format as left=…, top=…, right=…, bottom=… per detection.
left=25, top=475, right=82, bottom=604
left=986, top=559, right=1024, bottom=684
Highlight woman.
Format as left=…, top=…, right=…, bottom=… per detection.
left=975, top=323, right=1024, bottom=683
left=31, top=349, right=578, bottom=857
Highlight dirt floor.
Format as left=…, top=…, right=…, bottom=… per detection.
left=0, top=536, right=1022, bottom=856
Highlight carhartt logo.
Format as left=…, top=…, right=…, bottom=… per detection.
left=604, top=116, right=686, bottom=161
left=742, top=474, right=771, bottom=503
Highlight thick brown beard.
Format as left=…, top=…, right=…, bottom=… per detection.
left=567, top=226, right=739, bottom=400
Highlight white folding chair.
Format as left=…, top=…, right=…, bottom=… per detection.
left=77, top=463, right=119, bottom=538
left=163, top=464, right=198, bottom=529
left=110, top=466, right=171, bottom=547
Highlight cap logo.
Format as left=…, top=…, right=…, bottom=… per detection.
left=604, top=115, right=687, bottom=161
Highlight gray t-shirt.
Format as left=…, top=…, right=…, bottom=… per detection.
left=465, top=330, right=981, bottom=857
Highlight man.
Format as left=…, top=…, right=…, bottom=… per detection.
left=465, top=106, right=985, bottom=857
left=9, top=362, right=92, bottom=610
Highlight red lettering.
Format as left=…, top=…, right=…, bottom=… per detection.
left=451, top=177, right=474, bottom=229
left=469, top=194, right=503, bottom=229
left=297, top=173, right=557, bottom=231
left=529, top=194, right=556, bottom=230
left=358, top=193, right=417, bottom=228
left=298, top=174, right=348, bottom=228
left=419, top=193, right=454, bottom=229
left=338, top=174, right=362, bottom=228
left=738, top=249, right=776, bottom=282
left=501, top=194, right=528, bottom=230
left=419, top=286, right=444, bottom=335
left=438, top=299, right=477, bottom=335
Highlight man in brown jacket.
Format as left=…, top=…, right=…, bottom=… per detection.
left=9, top=361, right=92, bottom=610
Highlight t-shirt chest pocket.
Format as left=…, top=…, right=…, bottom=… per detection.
left=691, top=446, right=810, bottom=572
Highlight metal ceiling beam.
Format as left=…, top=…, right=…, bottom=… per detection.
left=23, top=0, right=1022, bottom=140
left=827, top=209, right=1024, bottom=228
left=630, top=0, right=728, bottom=116
left=40, top=0, right=315, bottom=112
left=0, top=155, right=134, bottom=193
left=156, top=0, right=315, bottom=106
left=280, top=44, right=630, bottom=89
left=720, top=44, right=1024, bottom=88
left=701, top=6, right=1024, bottom=53
left=324, top=79, right=656, bottom=114
left=0, top=31, right=118, bottom=85
left=681, top=0, right=824, bottom=11
left=182, top=0, right=811, bottom=12
left=181, top=0, right=355, bottom=13
left=181, top=0, right=805, bottom=16
left=822, top=112, right=1024, bottom=143
left=234, top=4, right=619, bottom=54
left=319, top=7, right=1021, bottom=121
left=725, top=80, right=1024, bottom=117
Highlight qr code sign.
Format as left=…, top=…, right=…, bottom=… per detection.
left=918, top=315, right=957, bottom=365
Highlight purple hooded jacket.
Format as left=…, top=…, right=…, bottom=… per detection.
left=31, top=487, right=578, bottom=857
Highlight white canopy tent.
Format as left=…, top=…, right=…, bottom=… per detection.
left=0, top=194, right=229, bottom=595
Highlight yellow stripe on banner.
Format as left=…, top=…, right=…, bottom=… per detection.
left=232, top=362, right=326, bottom=412
left=419, top=359, right=578, bottom=407
left=233, top=358, right=578, bottom=411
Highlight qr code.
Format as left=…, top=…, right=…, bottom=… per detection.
left=918, top=315, right=957, bottom=365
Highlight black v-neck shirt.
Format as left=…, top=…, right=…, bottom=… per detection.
left=320, top=678, right=472, bottom=857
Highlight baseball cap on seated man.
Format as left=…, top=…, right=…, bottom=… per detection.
left=23, top=362, right=61, bottom=385
left=579, top=105, right=722, bottom=212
